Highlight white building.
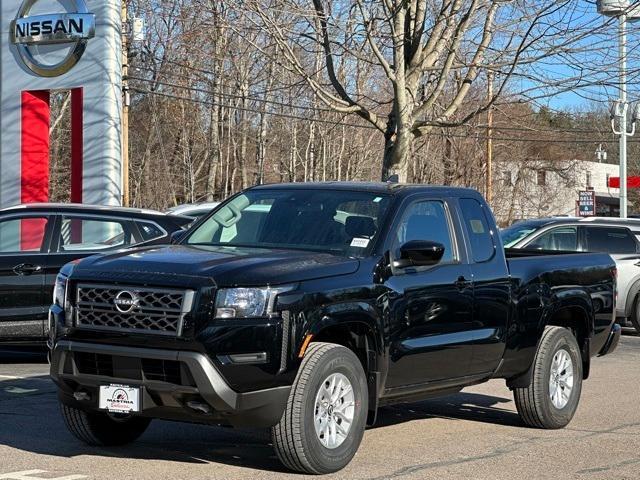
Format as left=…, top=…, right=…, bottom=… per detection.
left=491, top=159, right=620, bottom=225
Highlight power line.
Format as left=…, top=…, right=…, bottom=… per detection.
left=131, top=75, right=620, bottom=136
left=131, top=87, right=636, bottom=145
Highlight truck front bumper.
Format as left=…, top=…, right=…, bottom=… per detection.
left=598, top=323, right=621, bottom=357
left=50, top=340, right=290, bottom=427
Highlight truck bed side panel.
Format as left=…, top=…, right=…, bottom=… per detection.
left=498, top=252, right=615, bottom=380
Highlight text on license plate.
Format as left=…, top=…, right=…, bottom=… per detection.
left=99, top=385, right=140, bottom=413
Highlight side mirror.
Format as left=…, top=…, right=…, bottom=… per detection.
left=393, top=240, right=445, bottom=269
left=170, top=230, right=187, bottom=244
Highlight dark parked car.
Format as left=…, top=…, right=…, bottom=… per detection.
left=0, top=203, right=191, bottom=344
left=49, top=184, right=619, bottom=474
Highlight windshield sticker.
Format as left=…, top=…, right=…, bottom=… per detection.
left=350, top=238, right=370, bottom=248
left=373, top=197, right=382, bottom=203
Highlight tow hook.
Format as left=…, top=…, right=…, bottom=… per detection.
left=187, top=400, right=211, bottom=414
left=73, top=391, right=91, bottom=401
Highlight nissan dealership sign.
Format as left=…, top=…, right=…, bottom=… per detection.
left=11, top=0, right=96, bottom=76
left=1, top=0, right=122, bottom=209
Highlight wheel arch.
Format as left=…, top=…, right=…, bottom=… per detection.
left=507, top=299, right=594, bottom=389
left=623, top=276, right=640, bottom=318
left=302, top=315, right=384, bottom=425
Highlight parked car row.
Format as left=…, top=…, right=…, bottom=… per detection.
left=502, top=216, right=640, bottom=333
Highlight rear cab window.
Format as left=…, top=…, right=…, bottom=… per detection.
left=459, top=198, right=496, bottom=262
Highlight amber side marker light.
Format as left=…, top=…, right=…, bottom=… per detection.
left=298, top=334, right=314, bottom=358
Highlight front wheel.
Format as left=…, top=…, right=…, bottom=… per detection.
left=61, top=402, right=151, bottom=446
left=514, top=326, right=583, bottom=429
left=271, top=342, right=368, bottom=474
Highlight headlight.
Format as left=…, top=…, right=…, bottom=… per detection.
left=53, top=274, right=73, bottom=323
left=215, top=286, right=295, bottom=318
left=53, top=274, right=68, bottom=308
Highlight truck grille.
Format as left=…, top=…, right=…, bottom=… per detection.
left=75, top=284, right=194, bottom=336
left=74, top=352, right=191, bottom=385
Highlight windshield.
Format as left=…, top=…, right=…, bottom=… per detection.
left=185, top=189, right=391, bottom=256
left=501, top=222, right=543, bottom=248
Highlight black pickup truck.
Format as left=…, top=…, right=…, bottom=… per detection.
left=49, top=183, right=620, bottom=474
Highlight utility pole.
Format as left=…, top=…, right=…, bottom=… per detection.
left=486, top=72, right=494, bottom=205
left=121, top=0, right=130, bottom=207
left=619, top=12, right=628, bottom=218
left=597, top=1, right=640, bottom=218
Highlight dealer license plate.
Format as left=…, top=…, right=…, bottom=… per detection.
left=99, top=385, right=140, bottom=413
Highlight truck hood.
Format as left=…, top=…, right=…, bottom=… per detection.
left=70, top=245, right=360, bottom=287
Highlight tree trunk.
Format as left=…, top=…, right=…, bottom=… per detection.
left=381, top=130, right=412, bottom=182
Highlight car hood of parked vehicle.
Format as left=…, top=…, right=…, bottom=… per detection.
left=66, top=244, right=360, bottom=287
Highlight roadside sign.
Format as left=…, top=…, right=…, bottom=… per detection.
left=578, top=190, right=596, bottom=217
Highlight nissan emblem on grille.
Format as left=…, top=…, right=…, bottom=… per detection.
left=75, top=284, right=194, bottom=336
left=113, top=291, right=139, bottom=313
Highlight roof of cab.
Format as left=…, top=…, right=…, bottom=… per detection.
left=250, top=181, right=482, bottom=198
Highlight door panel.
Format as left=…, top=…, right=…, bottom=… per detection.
left=0, top=215, right=52, bottom=339
left=384, top=199, right=474, bottom=388
left=458, top=198, right=510, bottom=376
left=385, top=264, right=474, bottom=387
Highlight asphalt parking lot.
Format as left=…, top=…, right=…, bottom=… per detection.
left=0, top=336, right=638, bottom=480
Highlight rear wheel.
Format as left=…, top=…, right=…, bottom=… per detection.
left=631, top=295, right=640, bottom=334
left=271, top=342, right=368, bottom=474
left=513, top=326, right=583, bottom=429
left=61, top=402, right=151, bottom=446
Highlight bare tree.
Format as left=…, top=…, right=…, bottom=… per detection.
left=237, top=1, right=625, bottom=180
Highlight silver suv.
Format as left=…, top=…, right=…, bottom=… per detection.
left=502, top=217, right=640, bottom=333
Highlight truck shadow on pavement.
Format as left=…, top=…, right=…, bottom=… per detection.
left=0, top=372, right=520, bottom=473
left=0, top=349, right=522, bottom=472
left=373, top=391, right=522, bottom=429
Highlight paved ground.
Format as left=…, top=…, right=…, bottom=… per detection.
left=0, top=336, right=638, bottom=480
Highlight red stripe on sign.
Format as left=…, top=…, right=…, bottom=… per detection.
left=607, top=176, right=640, bottom=189
left=71, top=88, right=83, bottom=204
left=21, top=90, right=50, bottom=250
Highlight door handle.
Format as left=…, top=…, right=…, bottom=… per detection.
left=455, top=276, right=471, bottom=290
left=13, top=263, right=43, bottom=276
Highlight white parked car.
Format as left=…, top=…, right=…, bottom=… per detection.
left=502, top=216, right=640, bottom=333
left=166, top=202, right=220, bottom=221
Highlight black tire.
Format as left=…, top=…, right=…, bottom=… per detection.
left=271, top=342, right=368, bottom=474
left=61, top=402, right=151, bottom=446
left=631, top=295, right=640, bottom=334
left=513, top=326, right=583, bottom=429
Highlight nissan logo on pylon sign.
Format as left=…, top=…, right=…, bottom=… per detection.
left=10, top=0, right=96, bottom=77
